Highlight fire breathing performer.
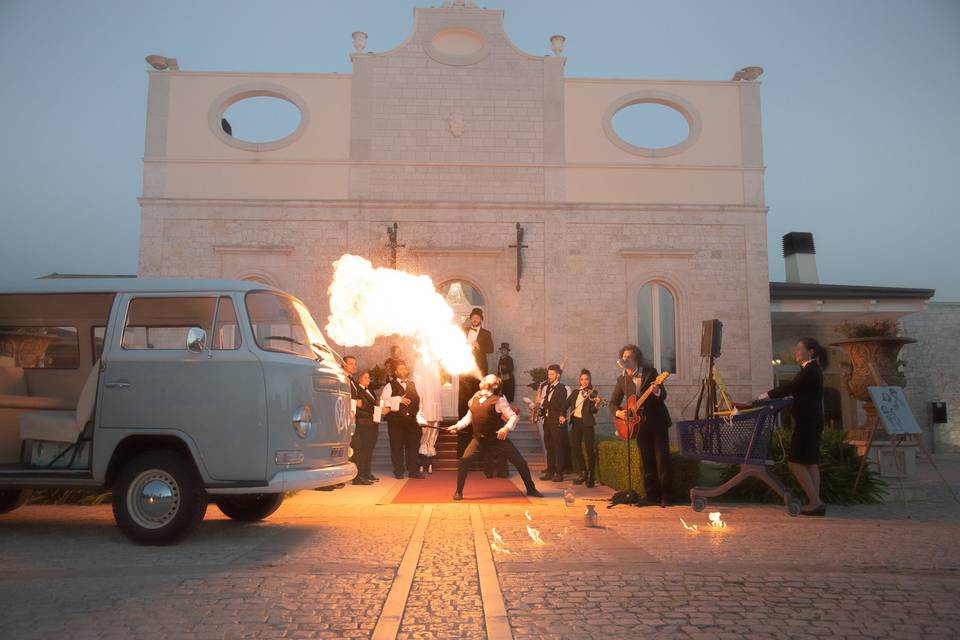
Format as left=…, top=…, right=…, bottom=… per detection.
left=447, top=374, right=544, bottom=501
left=381, top=359, right=425, bottom=479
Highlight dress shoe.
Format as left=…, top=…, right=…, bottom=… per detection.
left=315, top=486, right=335, bottom=491
left=800, top=504, right=826, bottom=517
left=352, top=477, right=373, bottom=486
left=539, top=471, right=553, bottom=481
left=585, top=478, right=596, bottom=489
left=452, top=492, right=463, bottom=501
left=393, top=471, right=405, bottom=479
left=526, top=488, right=544, bottom=498
left=572, top=474, right=586, bottom=485
left=659, top=496, right=670, bottom=508
left=365, top=474, right=380, bottom=482
left=552, top=473, right=563, bottom=483
left=334, top=483, right=345, bottom=489
left=408, top=472, right=425, bottom=479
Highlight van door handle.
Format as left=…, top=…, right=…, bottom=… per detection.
left=104, top=381, right=131, bottom=389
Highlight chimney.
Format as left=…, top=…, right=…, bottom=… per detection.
left=783, top=232, right=819, bottom=284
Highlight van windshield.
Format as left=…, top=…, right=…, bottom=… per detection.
left=246, top=292, right=337, bottom=365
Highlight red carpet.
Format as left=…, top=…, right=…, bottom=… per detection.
left=389, top=470, right=531, bottom=504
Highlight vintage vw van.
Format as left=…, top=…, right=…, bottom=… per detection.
left=0, top=278, right=356, bottom=544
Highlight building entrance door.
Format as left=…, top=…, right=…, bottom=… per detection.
left=437, top=279, right=486, bottom=419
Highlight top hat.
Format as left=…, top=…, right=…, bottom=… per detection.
left=469, top=307, right=484, bottom=319
left=499, top=342, right=510, bottom=351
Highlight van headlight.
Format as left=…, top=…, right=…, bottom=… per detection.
left=292, top=405, right=313, bottom=439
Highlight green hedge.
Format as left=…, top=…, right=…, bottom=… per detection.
left=714, top=427, right=886, bottom=504
left=595, top=435, right=700, bottom=502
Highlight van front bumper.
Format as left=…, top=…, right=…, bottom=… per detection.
left=206, top=462, right=357, bottom=495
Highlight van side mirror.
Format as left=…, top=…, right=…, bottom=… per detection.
left=186, top=327, right=207, bottom=353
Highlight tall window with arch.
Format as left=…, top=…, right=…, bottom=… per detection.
left=637, top=282, right=677, bottom=373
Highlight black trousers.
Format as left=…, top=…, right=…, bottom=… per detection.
left=570, top=418, right=596, bottom=479
left=636, top=425, right=671, bottom=500
left=501, top=378, right=516, bottom=403
left=543, top=419, right=568, bottom=474
left=354, top=421, right=379, bottom=479
left=387, top=417, right=421, bottom=475
left=456, top=436, right=536, bottom=494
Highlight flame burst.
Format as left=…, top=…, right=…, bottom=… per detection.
left=708, top=512, right=727, bottom=529
left=325, top=254, right=479, bottom=376
left=679, top=517, right=699, bottom=532
left=526, top=524, right=546, bottom=545
left=492, top=528, right=505, bottom=546
left=524, top=510, right=532, bottom=521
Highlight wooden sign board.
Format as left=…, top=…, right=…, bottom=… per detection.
left=868, top=386, right=922, bottom=435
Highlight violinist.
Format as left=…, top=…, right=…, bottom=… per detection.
left=566, top=369, right=602, bottom=487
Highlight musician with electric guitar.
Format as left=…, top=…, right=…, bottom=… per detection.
left=609, top=344, right=673, bottom=507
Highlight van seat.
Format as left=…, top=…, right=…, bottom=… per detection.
left=19, top=361, right=99, bottom=444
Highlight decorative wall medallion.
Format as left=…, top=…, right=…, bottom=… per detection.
left=448, top=113, right=465, bottom=138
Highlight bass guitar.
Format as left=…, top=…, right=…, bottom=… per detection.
left=614, top=371, right=670, bottom=440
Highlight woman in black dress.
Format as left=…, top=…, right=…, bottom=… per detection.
left=762, top=337, right=829, bottom=516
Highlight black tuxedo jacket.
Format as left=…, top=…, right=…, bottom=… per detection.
left=566, top=386, right=600, bottom=428
left=464, top=326, right=493, bottom=375
left=609, top=366, right=672, bottom=432
left=540, top=382, right=568, bottom=428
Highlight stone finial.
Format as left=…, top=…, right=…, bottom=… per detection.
left=550, top=35, right=566, bottom=56
left=145, top=55, right=179, bottom=71
left=731, top=66, right=764, bottom=81
left=352, top=31, right=368, bottom=52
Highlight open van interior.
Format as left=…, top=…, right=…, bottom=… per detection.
left=0, top=293, right=114, bottom=474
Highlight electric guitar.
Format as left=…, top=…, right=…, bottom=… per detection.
left=614, top=371, right=670, bottom=440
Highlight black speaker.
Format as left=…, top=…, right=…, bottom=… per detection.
left=700, top=319, right=723, bottom=358
left=932, top=402, right=948, bottom=424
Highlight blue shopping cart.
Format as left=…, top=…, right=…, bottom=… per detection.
left=677, top=398, right=802, bottom=516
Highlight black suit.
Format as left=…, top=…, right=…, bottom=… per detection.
left=385, top=379, right=422, bottom=476
left=567, top=386, right=600, bottom=480
left=353, top=384, right=379, bottom=479
left=497, top=354, right=515, bottom=402
left=609, top=367, right=672, bottom=501
left=540, top=382, right=568, bottom=475
left=458, top=325, right=494, bottom=456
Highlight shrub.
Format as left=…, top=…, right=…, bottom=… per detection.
left=713, top=427, right=886, bottom=504
left=834, top=319, right=899, bottom=339
left=595, top=435, right=700, bottom=502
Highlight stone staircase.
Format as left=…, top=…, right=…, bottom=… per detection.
left=371, top=419, right=545, bottom=473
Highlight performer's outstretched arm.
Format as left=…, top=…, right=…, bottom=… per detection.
left=448, top=410, right=473, bottom=432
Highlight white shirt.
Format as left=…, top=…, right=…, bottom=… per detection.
left=452, top=392, right=518, bottom=432
left=381, top=379, right=428, bottom=425
left=572, top=388, right=588, bottom=418
left=467, top=327, right=480, bottom=344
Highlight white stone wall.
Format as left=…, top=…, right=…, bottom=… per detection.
left=902, top=303, right=960, bottom=452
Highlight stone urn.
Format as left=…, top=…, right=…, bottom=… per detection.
left=831, top=336, right=915, bottom=442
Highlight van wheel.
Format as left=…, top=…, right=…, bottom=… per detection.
left=0, top=489, right=32, bottom=514
left=112, top=451, right=207, bottom=545
left=214, top=494, right=284, bottom=522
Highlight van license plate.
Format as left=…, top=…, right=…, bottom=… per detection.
left=330, top=447, right=345, bottom=458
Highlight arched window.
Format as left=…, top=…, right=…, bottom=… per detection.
left=637, top=282, right=677, bottom=373
left=437, top=279, right=485, bottom=327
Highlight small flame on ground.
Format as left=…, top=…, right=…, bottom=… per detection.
left=708, top=512, right=727, bottom=529
left=679, top=517, right=699, bottom=532
left=491, top=528, right=505, bottom=546
left=325, top=254, right=479, bottom=376
left=524, top=510, right=532, bottom=521
left=491, top=542, right=513, bottom=555
left=526, top=524, right=546, bottom=545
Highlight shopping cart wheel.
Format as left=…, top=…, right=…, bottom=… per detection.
left=692, top=497, right=707, bottom=512
left=787, top=500, right=802, bottom=517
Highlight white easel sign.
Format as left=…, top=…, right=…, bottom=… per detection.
left=868, top=386, right=922, bottom=435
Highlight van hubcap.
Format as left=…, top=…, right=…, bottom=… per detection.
left=128, top=470, right=180, bottom=529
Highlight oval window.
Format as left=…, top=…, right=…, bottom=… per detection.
left=221, top=96, right=302, bottom=144
left=611, top=102, right=690, bottom=150
left=431, top=27, right=485, bottom=56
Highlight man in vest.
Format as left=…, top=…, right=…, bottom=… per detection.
left=380, top=359, right=425, bottom=479
left=447, top=374, right=544, bottom=501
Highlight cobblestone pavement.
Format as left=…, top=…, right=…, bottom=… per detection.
left=1, top=461, right=960, bottom=639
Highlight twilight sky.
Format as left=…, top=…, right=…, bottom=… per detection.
left=1, top=0, right=958, bottom=299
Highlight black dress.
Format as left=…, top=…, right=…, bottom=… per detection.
left=767, top=361, right=825, bottom=465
